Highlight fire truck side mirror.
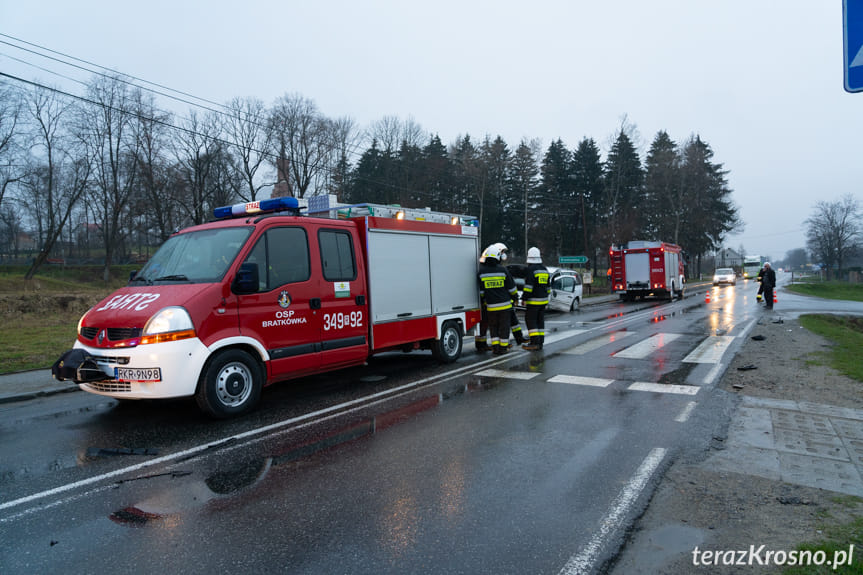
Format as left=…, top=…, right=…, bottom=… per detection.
left=232, top=262, right=260, bottom=295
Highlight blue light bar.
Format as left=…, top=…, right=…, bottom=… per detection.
left=214, top=197, right=300, bottom=219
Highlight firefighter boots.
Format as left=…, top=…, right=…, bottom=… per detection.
left=513, top=329, right=526, bottom=345
left=522, top=336, right=541, bottom=351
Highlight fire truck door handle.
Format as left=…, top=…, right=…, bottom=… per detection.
left=310, top=298, right=321, bottom=309
left=356, top=295, right=366, bottom=305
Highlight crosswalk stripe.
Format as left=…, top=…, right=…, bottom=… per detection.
left=682, top=335, right=736, bottom=363
left=628, top=381, right=699, bottom=395
left=475, top=369, right=540, bottom=380
left=562, top=331, right=636, bottom=355
left=613, top=333, right=682, bottom=359
left=547, top=375, right=614, bottom=388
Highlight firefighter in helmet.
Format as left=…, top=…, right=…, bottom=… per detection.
left=477, top=244, right=518, bottom=355
left=521, top=247, right=549, bottom=351
left=476, top=243, right=525, bottom=351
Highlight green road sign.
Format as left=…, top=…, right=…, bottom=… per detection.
left=559, top=256, right=588, bottom=264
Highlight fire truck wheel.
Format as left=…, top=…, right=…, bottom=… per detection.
left=196, top=349, right=262, bottom=418
left=432, top=321, right=462, bottom=363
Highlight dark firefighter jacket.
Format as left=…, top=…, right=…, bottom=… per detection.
left=523, top=263, right=550, bottom=306
left=478, top=261, right=517, bottom=312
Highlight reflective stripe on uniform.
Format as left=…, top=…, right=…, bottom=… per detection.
left=524, top=297, right=549, bottom=305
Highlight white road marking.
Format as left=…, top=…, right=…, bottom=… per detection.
left=702, top=362, right=724, bottom=386
left=547, top=375, right=614, bottom=388
left=543, top=328, right=587, bottom=345
left=675, top=401, right=698, bottom=422
left=628, top=381, right=699, bottom=395
left=682, top=335, right=736, bottom=363
left=0, top=354, right=519, bottom=513
left=613, top=333, right=682, bottom=359
left=559, top=447, right=667, bottom=575
left=475, top=369, right=540, bottom=380
left=562, top=331, right=636, bottom=355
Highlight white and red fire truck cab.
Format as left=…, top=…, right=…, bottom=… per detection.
left=610, top=240, right=686, bottom=301
left=57, top=197, right=482, bottom=418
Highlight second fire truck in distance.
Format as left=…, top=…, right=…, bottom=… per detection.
left=610, top=241, right=686, bottom=301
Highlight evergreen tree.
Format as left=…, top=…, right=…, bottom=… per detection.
left=677, top=135, right=739, bottom=275
left=643, top=130, right=681, bottom=242
left=479, top=136, right=512, bottom=251
left=396, top=138, right=423, bottom=206
left=537, top=139, right=575, bottom=259
left=347, top=139, right=391, bottom=204
left=571, top=138, right=605, bottom=272
left=420, top=134, right=451, bottom=211
left=602, top=130, right=644, bottom=247
left=449, top=134, right=481, bottom=217
left=507, top=140, right=539, bottom=259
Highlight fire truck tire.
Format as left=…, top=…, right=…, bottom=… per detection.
left=432, top=321, right=462, bottom=363
left=195, top=349, right=262, bottom=418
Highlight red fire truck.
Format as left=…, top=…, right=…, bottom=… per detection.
left=609, top=241, right=686, bottom=301
left=53, top=197, right=482, bottom=418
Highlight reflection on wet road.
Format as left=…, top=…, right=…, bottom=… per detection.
left=4, top=274, right=858, bottom=573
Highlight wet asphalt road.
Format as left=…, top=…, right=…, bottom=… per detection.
left=3, top=274, right=854, bottom=574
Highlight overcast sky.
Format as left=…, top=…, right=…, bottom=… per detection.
left=2, top=1, right=861, bottom=262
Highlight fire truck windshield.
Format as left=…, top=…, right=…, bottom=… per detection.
left=132, top=227, right=252, bottom=285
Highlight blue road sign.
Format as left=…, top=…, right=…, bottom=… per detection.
left=845, top=0, right=863, bottom=92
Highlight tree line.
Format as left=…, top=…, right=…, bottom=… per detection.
left=1, top=73, right=741, bottom=281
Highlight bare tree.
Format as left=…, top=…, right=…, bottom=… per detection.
left=130, top=90, right=178, bottom=242
left=269, top=94, right=333, bottom=199
left=21, top=83, right=91, bottom=279
left=805, top=194, right=862, bottom=279
left=172, top=109, right=225, bottom=226
left=76, top=74, right=141, bottom=281
left=0, top=81, right=26, bottom=208
left=366, top=115, right=426, bottom=153
left=223, top=96, right=274, bottom=202
left=324, top=116, right=359, bottom=200
left=0, top=204, right=24, bottom=260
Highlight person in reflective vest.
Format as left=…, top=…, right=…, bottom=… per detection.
left=475, top=242, right=524, bottom=351
left=495, top=243, right=525, bottom=345
left=477, top=244, right=518, bottom=355
left=521, top=247, right=549, bottom=351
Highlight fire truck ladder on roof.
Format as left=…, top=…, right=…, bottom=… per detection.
left=306, top=198, right=477, bottom=226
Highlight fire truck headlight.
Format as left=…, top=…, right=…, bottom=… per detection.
left=141, top=307, right=196, bottom=345
left=77, top=308, right=92, bottom=336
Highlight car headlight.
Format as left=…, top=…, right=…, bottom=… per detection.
left=140, top=307, right=196, bottom=345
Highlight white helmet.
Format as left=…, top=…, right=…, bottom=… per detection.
left=481, top=244, right=503, bottom=262
left=480, top=242, right=507, bottom=263
left=526, top=247, right=541, bottom=263
left=493, top=242, right=508, bottom=261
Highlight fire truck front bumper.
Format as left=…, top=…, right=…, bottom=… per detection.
left=69, top=338, right=211, bottom=399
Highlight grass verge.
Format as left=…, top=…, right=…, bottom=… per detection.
left=0, top=309, right=81, bottom=373
left=781, top=517, right=863, bottom=574
left=786, top=280, right=863, bottom=302
left=799, top=314, right=863, bottom=382
left=780, top=319, right=863, bottom=573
